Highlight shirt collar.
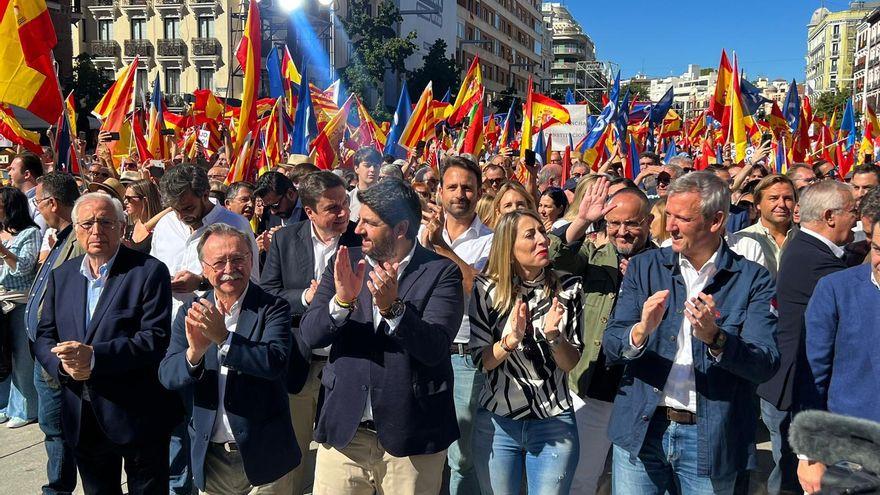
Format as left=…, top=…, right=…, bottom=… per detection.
left=310, top=222, right=342, bottom=248
left=80, top=246, right=120, bottom=283
left=444, top=214, right=491, bottom=244
left=872, top=270, right=880, bottom=291
left=800, top=226, right=846, bottom=259
left=223, top=282, right=249, bottom=316
left=678, top=241, right=722, bottom=274
left=366, top=241, right=417, bottom=279
left=756, top=218, right=794, bottom=238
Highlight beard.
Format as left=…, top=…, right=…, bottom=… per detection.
left=365, top=235, right=396, bottom=262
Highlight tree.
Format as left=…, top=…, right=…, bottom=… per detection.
left=492, top=86, right=519, bottom=116
left=65, top=54, right=113, bottom=113
left=339, top=0, right=416, bottom=114
left=621, top=80, right=650, bottom=101
left=407, top=39, right=460, bottom=99
left=813, top=87, right=852, bottom=124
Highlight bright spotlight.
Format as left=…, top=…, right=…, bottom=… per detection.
left=317, top=0, right=333, bottom=6
left=278, top=0, right=305, bottom=13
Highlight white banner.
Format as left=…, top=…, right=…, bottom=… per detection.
left=543, top=105, right=589, bottom=151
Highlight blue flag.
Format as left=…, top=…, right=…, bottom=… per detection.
left=782, top=80, right=800, bottom=135
left=580, top=71, right=620, bottom=152
left=267, top=47, right=286, bottom=99
left=841, top=98, right=857, bottom=151
left=648, top=86, right=674, bottom=126
left=664, top=138, right=677, bottom=164
left=564, top=88, right=575, bottom=105
left=740, top=78, right=770, bottom=117
left=384, top=85, right=412, bottom=159
left=290, top=60, right=314, bottom=155
left=615, top=89, right=631, bottom=145
left=533, top=127, right=546, bottom=163
left=440, top=88, right=451, bottom=103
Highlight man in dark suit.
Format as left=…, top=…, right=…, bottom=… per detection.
left=300, top=179, right=464, bottom=494
left=33, top=192, right=179, bottom=494
left=159, top=223, right=298, bottom=493
left=26, top=173, right=83, bottom=495
left=254, top=171, right=306, bottom=236
left=260, top=171, right=360, bottom=494
left=757, top=180, right=857, bottom=495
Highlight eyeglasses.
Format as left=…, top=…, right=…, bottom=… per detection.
left=571, top=173, right=584, bottom=179
left=121, top=162, right=137, bottom=170
left=123, top=195, right=143, bottom=203
left=203, top=256, right=249, bottom=272
left=31, top=196, right=52, bottom=207
left=606, top=217, right=648, bottom=233
left=76, top=219, right=119, bottom=231
left=89, top=170, right=111, bottom=179
left=486, top=177, right=506, bottom=187
left=265, top=188, right=290, bottom=210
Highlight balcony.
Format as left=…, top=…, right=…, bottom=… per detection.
left=188, top=0, right=221, bottom=16
left=165, top=93, right=186, bottom=109
left=156, top=39, right=186, bottom=61
left=124, top=39, right=153, bottom=59
left=119, top=0, right=148, bottom=17
left=153, top=0, right=184, bottom=16
left=90, top=39, right=119, bottom=58
left=191, top=37, right=221, bottom=64
left=87, top=0, right=118, bottom=18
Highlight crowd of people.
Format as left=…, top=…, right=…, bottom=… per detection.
left=1, top=134, right=878, bottom=495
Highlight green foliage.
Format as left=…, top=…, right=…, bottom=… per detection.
left=813, top=88, right=852, bottom=124
left=65, top=54, right=113, bottom=111
left=339, top=0, right=416, bottom=110
left=621, top=80, right=650, bottom=101
left=407, top=39, right=460, bottom=99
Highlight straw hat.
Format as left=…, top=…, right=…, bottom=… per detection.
left=286, top=154, right=314, bottom=166
left=87, top=178, right=126, bottom=203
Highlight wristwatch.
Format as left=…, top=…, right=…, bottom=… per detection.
left=708, top=330, right=728, bottom=352
left=197, top=275, right=212, bottom=291
left=546, top=333, right=566, bottom=348
left=379, top=299, right=405, bottom=319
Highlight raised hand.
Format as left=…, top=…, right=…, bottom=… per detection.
left=367, top=261, right=400, bottom=311
left=506, top=299, right=528, bottom=348
left=543, top=297, right=566, bottom=339
left=632, top=289, right=669, bottom=347
left=685, top=292, right=720, bottom=345
left=577, top=176, right=617, bottom=224
left=334, top=246, right=366, bottom=304
left=304, top=279, right=319, bottom=305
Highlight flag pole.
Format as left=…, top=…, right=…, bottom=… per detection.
left=51, top=54, right=86, bottom=182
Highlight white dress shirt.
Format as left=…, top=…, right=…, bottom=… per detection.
left=800, top=226, right=846, bottom=259
left=304, top=223, right=342, bottom=357
left=328, top=242, right=417, bottom=422
left=207, top=287, right=247, bottom=443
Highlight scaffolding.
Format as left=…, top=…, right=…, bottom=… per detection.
left=226, top=0, right=291, bottom=98
left=575, top=60, right=619, bottom=114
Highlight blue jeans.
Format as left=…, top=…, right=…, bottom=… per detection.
left=170, top=388, right=193, bottom=495
left=612, top=416, right=737, bottom=495
left=0, top=305, right=38, bottom=421
left=448, top=353, right=485, bottom=495
left=760, top=399, right=801, bottom=494
left=473, top=407, right=579, bottom=495
left=33, top=362, right=77, bottom=495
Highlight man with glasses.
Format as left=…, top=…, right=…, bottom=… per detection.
left=9, top=152, right=48, bottom=234
left=785, top=164, right=818, bottom=192
left=160, top=224, right=299, bottom=493
left=34, top=192, right=180, bottom=494
left=549, top=179, right=658, bottom=494
left=224, top=182, right=256, bottom=222
left=254, top=171, right=305, bottom=229
left=151, top=164, right=258, bottom=494
left=26, top=173, right=83, bottom=495
left=483, top=163, right=507, bottom=194
left=87, top=163, right=112, bottom=184
left=812, top=160, right=838, bottom=181
left=349, top=147, right=383, bottom=222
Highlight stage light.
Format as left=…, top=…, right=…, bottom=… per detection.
left=317, top=0, right=333, bottom=6
left=277, top=0, right=304, bottom=13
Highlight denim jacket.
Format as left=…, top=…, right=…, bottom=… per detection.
left=603, top=242, right=779, bottom=478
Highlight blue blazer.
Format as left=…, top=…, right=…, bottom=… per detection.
left=33, top=246, right=180, bottom=447
left=802, top=264, right=880, bottom=423
left=158, top=283, right=297, bottom=490
left=603, top=242, right=779, bottom=478
left=300, top=244, right=463, bottom=457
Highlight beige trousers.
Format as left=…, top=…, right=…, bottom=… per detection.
left=311, top=428, right=447, bottom=495
left=200, top=442, right=295, bottom=495
left=287, top=359, right=326, bottom=494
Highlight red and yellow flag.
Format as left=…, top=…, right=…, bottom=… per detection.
left=0, top=0, right=62, bottom=123
left=0, top=103, right=41, bottom=153
left=93, top=56, right=139, bottom=166
left=531, top=92, right=570, bottom=129
left=709, top=49, right=733, bottom=120
left=447, top=56, right=482, bottom=125
left=311, top=95, right=354, bottom=170
left=398, top=81, right=433, bottom=153
left=233, top=0, right=261, bottom=155
left=192, top=89, right=224, bottom=125
left=727, top=54, right=747, bottom=163
left=461, top=91, right=485, bottom=156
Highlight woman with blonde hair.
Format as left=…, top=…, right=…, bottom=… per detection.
left=649, top=197, right=670, bottom=244
left=469, top=209, right=583, bottom=494
left=491, top=182, right=536, bottom=227
left=563, top=174, right=600, bottom=222
left=122, top=179, right=163, bottom=253
left=475, top=190, right=496, bottom=227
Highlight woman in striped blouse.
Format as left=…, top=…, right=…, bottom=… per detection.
left=469, top=209, right=584, bottom=495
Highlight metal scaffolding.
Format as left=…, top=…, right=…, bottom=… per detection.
left=226, top=0, right=291, bottom=97
left=575, top=60, right=619, bottom=114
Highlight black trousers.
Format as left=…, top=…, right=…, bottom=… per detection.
left=74, top=400, right=170, bottom=495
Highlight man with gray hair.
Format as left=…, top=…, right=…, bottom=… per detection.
left=604, top=171, right=779, bottom=494
left=150, top=164, right=258, bottom=494
left=536, top=163, right=562, bottom=193
left=378, top=163, right=404, bottom=182
left=34, top=192, right=178, bottom=494
left=757, top=180, right=856, bottom=495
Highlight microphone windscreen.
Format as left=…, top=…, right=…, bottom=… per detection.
left=789, top=410, right=880, bottom=474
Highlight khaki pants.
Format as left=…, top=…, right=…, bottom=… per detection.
left=287, top=359, right=325, bottom=494
left=311, top=428, right=446, bottom=495
left=201, top=442, right=295, bottom=495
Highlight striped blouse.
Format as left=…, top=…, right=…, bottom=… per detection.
left=0, top=226, right=42, bottom=292
left=469, top=270, right=584, bottom=419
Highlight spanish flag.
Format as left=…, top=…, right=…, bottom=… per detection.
left=311, top=95, right=354, bottom=170
left=727, top=54, right=748, bottom=163
left=0, top=103, right=41, bottom=153
left=447, top=56, right=482, bottom=125
left=520, top=77, right=534, bottom=158
left=530, top=92, right=570, bottom=129
left=398, top=81, right=433, bottom=153
left=708, top=49, right=733, bottom=120
left=0, top=0, right=62, bottom=124
left=233, top=0, right=261, bottom=156
left=460, top=91, right=484, bottom=156
left=92, top=56, right=139, bottom=166
left=192, top=89, right=224, bottom=125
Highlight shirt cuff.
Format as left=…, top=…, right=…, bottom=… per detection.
left=383, top=307, right=405, bottom=335
left=708, top=349, right=724, bottom=362
left=329, top=298, right=351, bottom=325
left=89, top=352, right=95, bottom=371
left=623, top=324, right=648, bottom=359
left=186, top=354, right=203, bottom=370
left=301, top=289, right=310, bottom=308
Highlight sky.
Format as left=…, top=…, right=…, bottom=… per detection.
left=566, top=0, right=859, bottom=82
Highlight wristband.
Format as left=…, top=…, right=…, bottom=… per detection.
left=500, top=335, right=516, bottom=353
left=334, top=295, right=357, bottom=309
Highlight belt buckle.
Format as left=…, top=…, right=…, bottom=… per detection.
left=223, top=442, right=238, bottom=453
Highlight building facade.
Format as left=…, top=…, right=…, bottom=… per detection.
left=853, top=7, right=880, bottom=112
left=541, top=2, right=594, bottom=99
left=644, top=64, right=717, bottom=120
left=806, top=2, right=879, bottom=97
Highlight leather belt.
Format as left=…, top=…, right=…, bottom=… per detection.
left=655, top=406, right=697, bottom=425
left=359, top=420, right=377, bottom=432
left=212, top=441, right=239, bottom=453
left=450, top=343, right=470, bottom=355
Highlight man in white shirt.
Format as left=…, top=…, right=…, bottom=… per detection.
left=159, top=224, right=298, bottom=493
left=151, top=164, right=258, bottom=494
left=348, top=146, right=382, bottom=222
left=420, top=156, right=492, bottom=494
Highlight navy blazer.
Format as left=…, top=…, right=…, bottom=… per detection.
left=603, top=242, right=779, bottom=478
left=300, top=244, right=463, bottom=457
left=158, top=283, right=297, bottom=490
left=33, top=246, right=180, bottom=447
left=802, top=264, right=880, bottom=423
left=757, top=230, right=847, bottom=411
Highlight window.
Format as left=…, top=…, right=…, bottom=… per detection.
left=832, top=42, right=839, bottom=56
left=165, top=68, right=181, bottom=95
left=199, top=69, right=214, bottom=90
left=198, top=16, right=214, bottom=38
left=456, top=21, right=464, bottom=38
left=130, top=18, right=146, bottom=40
left=833, top=24, right=840, bottom=38
left=135, top=68, right=148, bottom=100
left=164, top=17, right=180, bottom=39
left=97, top=19, right=112, bottom=41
